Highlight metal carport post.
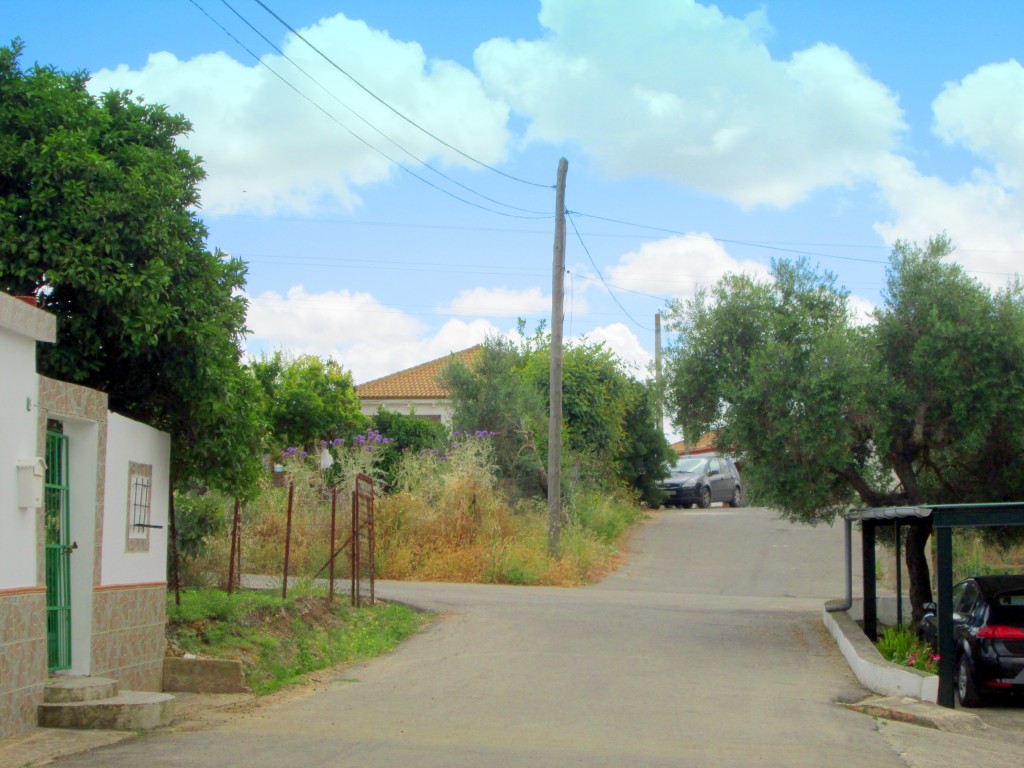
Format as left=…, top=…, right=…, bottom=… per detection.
left=846, top=503, right=1024, bottom=709
left=931, top=503, right=1024, bottom=708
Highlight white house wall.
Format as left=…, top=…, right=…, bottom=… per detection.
left=0, top=327, right=42, bottom=589
left=0, top=297, right=54, bottom=590
left=100, top=412, right=170, bottom=587
left=0, top=294, right=54, bottom=739
left=359, top=399, right=453, bottom=426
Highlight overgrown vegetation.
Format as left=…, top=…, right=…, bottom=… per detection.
left=178, top=428, right=645, bottom=589
left=167, top=588, right=428, bottom=694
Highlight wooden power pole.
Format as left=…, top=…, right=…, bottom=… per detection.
left=655, top=312, right=663, bottom=433
left=548, top=158, right=568, bottom=558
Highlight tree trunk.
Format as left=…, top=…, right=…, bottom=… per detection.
left=905, top=521, right=933, bottom=624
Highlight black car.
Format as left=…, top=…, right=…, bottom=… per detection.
left=920, top=575, right=1024, bottom=706
left=656, top=454, right=743, bottom=509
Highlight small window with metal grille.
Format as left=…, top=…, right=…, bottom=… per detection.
left=126, top=462, right=153, bottom=551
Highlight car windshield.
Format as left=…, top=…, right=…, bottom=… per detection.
left=672, top=458, right=707, bottom=473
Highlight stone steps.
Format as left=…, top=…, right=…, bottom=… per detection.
left=38, top=677, right=175, bottom=731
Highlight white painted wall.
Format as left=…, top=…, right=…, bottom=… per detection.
left=359, top=399, right=452, bottom=426
left=63, top=418, right=99, bottom=675
left=0, top=323, right=44, bottom=589
left=100, top=412, right=170, bottom=586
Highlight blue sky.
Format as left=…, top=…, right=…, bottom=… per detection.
left=5, top=1, right=1024, bottom=392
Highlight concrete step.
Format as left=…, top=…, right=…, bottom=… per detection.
left=38, top=690, right=175, bottom=731
left=44, top=676, right=119, bottom=703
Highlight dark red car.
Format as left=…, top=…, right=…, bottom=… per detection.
left=920, top=575, right=1024, bottom=706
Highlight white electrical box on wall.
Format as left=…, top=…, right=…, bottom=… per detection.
left=16, top=457, right=46, bottom=509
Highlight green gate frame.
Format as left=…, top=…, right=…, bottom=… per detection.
left=44, top=430, right=72, bottom=672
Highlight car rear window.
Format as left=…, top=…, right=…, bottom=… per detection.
left=990, top=591, right=1024, bottom=625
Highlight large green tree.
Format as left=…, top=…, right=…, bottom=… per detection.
left=0, top=40, right=264, bottom=497
left=247, top=350, right=366, bottom=450
left=664, top=235, right=1024, bottom=619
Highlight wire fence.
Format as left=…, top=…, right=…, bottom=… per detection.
left=171, top=473, right=375, bottom=606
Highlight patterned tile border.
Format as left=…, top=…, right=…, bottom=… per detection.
left=91, top=585, right=167, bottom=692
left=0, top=590, right=47, bottom=740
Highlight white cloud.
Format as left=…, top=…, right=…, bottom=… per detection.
left=88, top=14, right=510, bottom=214
left=847, top=295, right=876, bottom=327
left=245, top=286, right=497, bottom=382
left=475, top=0, right=904, bottom=208
left=933, top=60, right=1024, bottom=190
left=870, top=61, right=1024, bottom=287
left=873, top=156, right=1024, bottom=288
left=575, top=323, right=653, bottom=375
left=441, top=286, right=552, bottom=316
left=606, top=234, right=772, bottom=301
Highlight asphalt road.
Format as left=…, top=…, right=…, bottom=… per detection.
left=50, top=507, right=1021, bottom=766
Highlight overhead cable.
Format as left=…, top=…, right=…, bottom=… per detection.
left=251, top=0, right=553, bottom=189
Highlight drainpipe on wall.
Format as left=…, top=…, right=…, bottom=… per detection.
left=825, top=516, right=853, bottom=613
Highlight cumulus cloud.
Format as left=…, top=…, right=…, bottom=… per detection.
left=933, top=59, right=1024, bottom=190
left=870, top=61, right=1024, bottom=286
left=441, top=286, right=552, bottom=316
left=606, top=234, right=772, bottom=301
left=873, top=156, right=1024, bottom=288
left=847, top=295, right=876, bottom=327
left=244, top=285, right=497, bottom=382
left=88, top=14, right=510, bottom=214
left=575, top=323, right=653, bottom=374
left=475, top=0, right=904, bottom=208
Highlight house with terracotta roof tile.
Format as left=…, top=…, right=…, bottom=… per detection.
left=355, top=346, right=480, bottom=426
left=670, top=433, right=717, bottom=456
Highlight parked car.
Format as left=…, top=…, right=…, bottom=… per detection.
left=920, top=575, right=1024, bottom=706
left=656, top=454, right=743, bottom=509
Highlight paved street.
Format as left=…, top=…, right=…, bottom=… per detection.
left=45, top=508, right=1023, bottom=766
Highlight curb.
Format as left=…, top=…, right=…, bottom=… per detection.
left=844, top=695, right=986, bottom=733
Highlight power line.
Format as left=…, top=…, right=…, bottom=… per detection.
left=185, top=0, right=551, bottom=220
left=567, top=211, right=653, bottom=332
left=250, top=0, right=553, bottom=189
left=212, top=0, right=550, bottom=216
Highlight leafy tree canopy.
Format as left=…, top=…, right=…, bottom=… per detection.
left=441, top=325, right=674, bottom=505
left=0, top=40, right=264, bottom=497
left=664, top=234, right=1024, bottom=616
left=247, top=350, right=367, bottom=451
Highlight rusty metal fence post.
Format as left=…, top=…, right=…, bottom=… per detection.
left=282, top=481, right=294, bottom=600
left=351, top=473, right=375, bottom=607
left=227, top=498, right=241, bottom=593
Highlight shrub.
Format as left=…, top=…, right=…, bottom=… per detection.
left=876, top=625, right=939, bottom=674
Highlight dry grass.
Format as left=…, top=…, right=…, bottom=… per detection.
left=182, top=438, right=642, bottom=589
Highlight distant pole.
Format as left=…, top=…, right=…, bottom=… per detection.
left=655, top=313, right=663, bottom=433
left=548, top=158, right=568, bottom=558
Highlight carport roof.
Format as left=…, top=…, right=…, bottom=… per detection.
left=845, top=502, right=1024, bottom=527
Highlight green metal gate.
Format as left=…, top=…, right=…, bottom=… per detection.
left=44, top=429, right=72, bottom=672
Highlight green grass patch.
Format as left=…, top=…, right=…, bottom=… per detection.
left=167, top=588, right=430, bottom=694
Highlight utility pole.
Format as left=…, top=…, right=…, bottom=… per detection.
left=655, top=312, right=663, bottom=434
left=548, top=158, right=568, bottom=558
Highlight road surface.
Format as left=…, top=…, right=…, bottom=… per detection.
left=51, top=507, right=1023, bottom=766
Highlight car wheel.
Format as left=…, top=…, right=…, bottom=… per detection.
left=729, top=486, right=744, bottom=508
left=956, top=653, right=982, bottom=708
left=698, top=486, right=711, bottom=509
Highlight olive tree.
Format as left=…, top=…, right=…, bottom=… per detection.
left=664, top=235, right=1024, bottom=620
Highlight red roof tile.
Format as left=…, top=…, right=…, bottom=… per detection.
left=356, top=346, right=481, bottom=400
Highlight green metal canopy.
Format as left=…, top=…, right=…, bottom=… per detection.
left=844, top=502, right=1024, bottom=708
